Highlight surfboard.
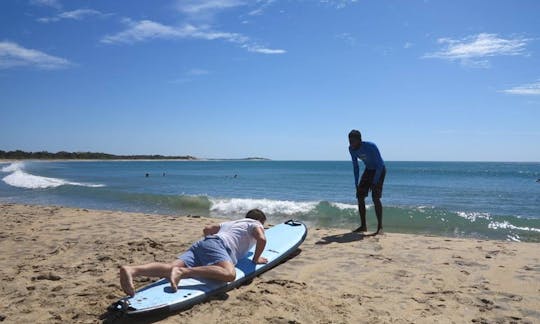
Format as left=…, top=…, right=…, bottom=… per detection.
left=109, top=219, right=307, bottom=316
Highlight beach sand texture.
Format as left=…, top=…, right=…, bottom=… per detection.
left=0, top=203, right=539, bottom=323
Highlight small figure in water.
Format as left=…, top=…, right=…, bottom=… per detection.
left=234, top=174, right=238, bottom=178
left=145, top=173, right=149, bottom=178
left=163, top=172, right=166, bottom=177
left=536, top=178, right=540, bottom=183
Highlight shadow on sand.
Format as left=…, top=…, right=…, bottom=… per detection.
left=315, top=231, right=378, bottom=245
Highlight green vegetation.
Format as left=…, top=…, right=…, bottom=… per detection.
left=0, top=150, right=197, bottom=160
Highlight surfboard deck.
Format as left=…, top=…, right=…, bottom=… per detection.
left=109, top=219, right=307, bottom=316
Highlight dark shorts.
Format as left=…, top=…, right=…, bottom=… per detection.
left=357, top=167, right=386, bottom=199
left=177, top=236, right=233, bottom=268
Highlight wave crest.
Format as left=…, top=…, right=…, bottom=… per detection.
left=1, top=162, right=105, bottom=189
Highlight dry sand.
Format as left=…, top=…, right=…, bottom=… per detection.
left=0, top=203, right=539, bottom=324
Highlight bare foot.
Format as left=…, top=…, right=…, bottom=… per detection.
left=119, top=266, right=135, bottom=297
left=169, top=267, right=185, bottom=292
left=353, top=226, right=367, bottom=233
left=374, top=228, right=384, bottom=235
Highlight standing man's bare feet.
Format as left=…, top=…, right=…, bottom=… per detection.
left=169, top=267, right=185, bottom=292
left=353, top=226, right=367, bottom=233
left=119, top=266, right=136, bottom=297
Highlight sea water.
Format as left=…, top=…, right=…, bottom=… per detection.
left=1, top=161, right=539, bottom=242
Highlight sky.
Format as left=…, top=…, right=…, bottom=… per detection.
left=0, top=0, right=539, bottom=161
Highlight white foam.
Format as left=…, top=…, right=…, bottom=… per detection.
left=209, top=198, right=317, bottom=216
left=2, top=167, right=105, bottom=189
left=330, top=202, right=358, bottom=210
left=1, top=162, right=25, bottom=173
left=457, top=211, right=491, bottom=222
left=488, top=221, right=540, bottom=233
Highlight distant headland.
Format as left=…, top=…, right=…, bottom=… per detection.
left=0, top=150, right=270, bottom=161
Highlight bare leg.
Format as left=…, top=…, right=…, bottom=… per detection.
left=120, top=260, right=185, bottom=297
left=170, top=261, right=236, bottom=291
left=373, top=197, right=383, bottom=234
left=354, top=197, right=367, bottom=232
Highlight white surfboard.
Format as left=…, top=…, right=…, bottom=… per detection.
left=109, top=219, right=307, bottom=316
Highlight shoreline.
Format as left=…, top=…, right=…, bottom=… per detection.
left=1, top=203, right=539, bottom=323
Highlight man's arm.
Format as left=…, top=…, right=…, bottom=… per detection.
left=351, top=152, right=360, bottom=187
left=203, top=224, right=220, bottom=236
left=251, top=226, right=268, bottom=264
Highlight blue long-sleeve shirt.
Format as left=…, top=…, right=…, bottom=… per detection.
left=349, top=141, right=385, bottom=186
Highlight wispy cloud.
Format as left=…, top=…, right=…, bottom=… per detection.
left=502, top=80, right=540, bottom=96
left=0, top=41, right=73, bottom=70
left=320, top=0, right=359, bottom=9
left=29, top=0, right=62, bottom=9
left=404, top=42, right=413, bottom=49
left=170, top=68, right=211, bottom=84
left=244, top=44, right=286, bottom=54
left=37, top=9, right=108, bottom=23
left=336, top=33, right=357, bottom=46
left=101, top=19, right=285, bottom=54
left=248, top=0, right=276, bottom=16
left=101, top=20, right=247, bottom=44
left=423, top=33, right=530, bottom=67
left=176, top=0, right=246, bottom=20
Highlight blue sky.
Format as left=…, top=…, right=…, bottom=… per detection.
left=1, top=0, right=539, bottom=161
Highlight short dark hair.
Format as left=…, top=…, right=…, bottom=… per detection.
left=246, top=209, right=266, bottom=223
left=348, top=129, right=361, bottom=141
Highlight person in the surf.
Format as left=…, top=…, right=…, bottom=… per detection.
left=119, top=209, right=268, bottom=297
left=348, top=130, right=386, bottom=235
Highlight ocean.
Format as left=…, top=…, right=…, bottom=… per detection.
left=1, top=161, right=539, bottom=242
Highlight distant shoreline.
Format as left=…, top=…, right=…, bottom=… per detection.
left=0, top=158, right=272, bottom=163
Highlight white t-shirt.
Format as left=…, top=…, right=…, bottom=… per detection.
left=215, top=218, right=263, bottom=264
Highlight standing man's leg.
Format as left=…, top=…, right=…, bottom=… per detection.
left=372, top=167, right=386, bottom=235
left=372, top=197, right=383, bottom=234
left=356, top=196, right=367, bottom=232
left=354, top=169, right=371, bottom=232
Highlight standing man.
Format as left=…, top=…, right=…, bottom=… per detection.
left=348, top=130, right=386, bottom=234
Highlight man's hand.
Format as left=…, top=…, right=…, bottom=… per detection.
left=253, top=257, right=268, bottom=264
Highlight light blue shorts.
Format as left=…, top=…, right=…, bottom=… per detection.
left=178, top=236, right=233, bottom=267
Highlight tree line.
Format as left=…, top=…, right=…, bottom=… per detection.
left=0, top=150, right=197, bottom=160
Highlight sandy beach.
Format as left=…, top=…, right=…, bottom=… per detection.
left=0, top=203, right=539, bottom=323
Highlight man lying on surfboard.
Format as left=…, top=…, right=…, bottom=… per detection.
left=119, top=209, right=268, bottom=297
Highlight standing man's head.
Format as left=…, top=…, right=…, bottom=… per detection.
left=348, top=129, right=362, bottom=150
left=246, top=209, right=267, bottom=225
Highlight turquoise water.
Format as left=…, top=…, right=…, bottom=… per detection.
left=1, top=161, right=539, bottom=242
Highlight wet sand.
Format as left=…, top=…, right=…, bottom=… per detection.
left=0, top=203, right=539, bottom=323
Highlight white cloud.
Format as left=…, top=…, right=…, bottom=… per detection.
left=0, top=41, right=73, bottom=70
left=245, top=45, right=286, bottom=54
left=248, top=0, right=276, bottom=16
left=320, top=0, right=359, bottom=9
left=404, top=42, right=413, bottom=49
left=502, top=81, right=540, bottom=96
left=101, top=20, right=247, bottom=44
left=176, top=0, right=246, bottom=20
left=101, top=19, right=285, bottom=55
left=37, top=9, right=107, bottom=23
left=424, top=33, right=529, bottom=67
left=30, top=0, right=62, bottom=9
